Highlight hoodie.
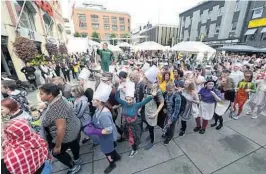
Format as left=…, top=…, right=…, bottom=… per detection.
left=74, top=95, right=91, bottom=127
left=9, top=90, right=30, bottom=113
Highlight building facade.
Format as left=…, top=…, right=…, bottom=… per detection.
left=178, top=0, right=250, bottom=48
left=241, top=1, right=266, bottom=48
left=1, top=0, right=66, bottom=81
left=72, top=5, right=131, bottom=41
left=137, top=25, right=178, bottom=46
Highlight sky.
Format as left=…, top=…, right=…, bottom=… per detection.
left=61, top=0, right=204, bottom=29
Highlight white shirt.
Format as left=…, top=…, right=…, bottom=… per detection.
left=230, top=70, right=244, bottom=87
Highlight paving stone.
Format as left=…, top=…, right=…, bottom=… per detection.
left=225, top=115, right=266, bottom=146
left=135, top=155, right=201, bottom=174
left=53, top=152, right=93, bottom=173
left=213, top=148, right=266, bottom=174
left=54, top=162, right=93, bottom=174
left=174, top=126, right=260, bottom=174
left=93, top=142, right=183, bottom=174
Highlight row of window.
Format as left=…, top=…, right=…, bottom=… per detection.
left=79, top=21, right=129, bottom=31
left=78, top=14, right=130, bottom=24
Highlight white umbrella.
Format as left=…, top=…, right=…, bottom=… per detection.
left=100, top=43, right=122, bottom=52
left=118, top=42, right=132, bottom=48
left=171, top=41, right=216, bottom=53
left=88, top=39, right=100, bottom=47
left=135, top=41, right=165, bottom=51
left=67, top=38, right=89, bottom=53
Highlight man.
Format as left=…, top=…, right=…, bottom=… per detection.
left=97, top=43, right=114, bottom=72
left=173, top=68, right=184, bottom=91
left=21, top=61, right=37, bottom=89
left=1, top=80, right=30, bottom=113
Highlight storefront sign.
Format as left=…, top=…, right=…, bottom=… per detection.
left=248, top=18, right=266, bottom=28
left=35, top=0, right=53, bottom=16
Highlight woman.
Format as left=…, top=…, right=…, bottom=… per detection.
left=71, top=85, right=92, bottom=143
left=194, top=78, right=222, bottom=134
left=211, top=77, right=235, bottom=129
left=179, top=80, right=199, bottom=136
left=39, top=83, right=82, bottom=174
left=2, top=119, right=48, bottom=174
left=85, top=83, right=120, bottom=174
left=115, top=82, right=155, bottom=157
left=247, top=72, right=266, bottom=119
left=159, top=71, right=173, bottom=92
left=1, top=98, right=32, bottom=121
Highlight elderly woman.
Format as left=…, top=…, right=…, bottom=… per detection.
left=1, top=98, right=32, bottom=121
left=39, top=83, right=82, bottom=174
left=2, top=119, right=48, bottom=174
left=115, top=82, right=155, bottom=157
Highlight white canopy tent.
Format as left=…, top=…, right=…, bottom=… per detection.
left=67, top=38, right=89, bottom=53
left=100, top=42, right=122, bottom=52
left=134, top=41, right=165, bottom=51
left=88, top=39, right=100, bottom=47
left=171, top=41, right=216, bottom=61
left=118, top=42, right=132, bottom=48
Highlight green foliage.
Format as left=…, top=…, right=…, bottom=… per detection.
left=74, top=32, right=81, bottom=37
left=91, top=31, right=101, bottom=43
left=13, top=37, right=38, bottom=62
left=29, top=54, right=46, bottom=66
left=121, top=33, right=131, bottom=42
left=110, top=33, right=117, bottom=45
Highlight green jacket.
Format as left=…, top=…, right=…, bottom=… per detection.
left=97, top=49, right=114, bottom=72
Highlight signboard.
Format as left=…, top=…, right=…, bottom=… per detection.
left=35, top=0, right=53, bottom=16
left=248, top=18, right=266, bottom=28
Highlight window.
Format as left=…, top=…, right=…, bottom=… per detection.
left=14, top=1, right=36, bottom=31
left=231, top=22, right=237, bottom=31
left=111, top=17, right=117, bottom=23
left=235, top=0, right=241, bottom=11
left=43, top=13, right=54, bottom=36
left=128, top=26, right=130, bottom=31
left=104, top=24, right=110, bottom=30
left=105, top=33, right=110, bottom=40
left=91, top=15, right=99, bottom=23
left=119, top=17, right=125, bottom=24
left=66, top=30, right=71, bottom=34
left=112, top=25, right=117, bottom=31
left=103, top=16, right=109, bottom=23
left=120, top=25, right=125, bottom=31
left=92, top=23, right=99, bottom=30
left=261, top=33, right=266, bottom=41
left=208, top=11, right=212, bottom=19
left=215, top=25, right=220, bottom=35
left=218, top=7, right=224, bottom=16
left=128, top=18, right=130, bottom=24
left=78, top=14, right=87, bottom=29
left=252, top=7, right=264, bottom=19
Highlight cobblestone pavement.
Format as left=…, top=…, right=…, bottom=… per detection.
left=27, top=84, right=266, bottom=174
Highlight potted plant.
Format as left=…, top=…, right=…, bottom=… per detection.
left=13, top=37, right=38, bottom=62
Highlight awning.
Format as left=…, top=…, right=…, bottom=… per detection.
left=244, top=29, right=257, bottom=35
left=261, top=27, right=266, bottom=33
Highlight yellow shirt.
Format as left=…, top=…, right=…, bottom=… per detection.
left=73, top=63, right=80, bottom=73
left=158, top=70, right=175, bottom=92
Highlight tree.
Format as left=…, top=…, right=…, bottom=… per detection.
left=121, top=33, right=131, bottom=43
left=91, top=31, right=100, bottom=43
left=13, top=37, right=38, bottom=62
left=74, top=32, right=81, bottom=37
left=110, top=33, right=117, bottom=45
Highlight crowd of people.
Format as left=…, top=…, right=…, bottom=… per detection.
left=1, top=43, right=266, bottom=174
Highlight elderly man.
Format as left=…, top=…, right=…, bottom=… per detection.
left=97, top=43, right=114, bottom=72
left=229, top=63, right=244, bottom=87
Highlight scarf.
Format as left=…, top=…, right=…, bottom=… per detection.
left=3, top=119, right=48, bottom=174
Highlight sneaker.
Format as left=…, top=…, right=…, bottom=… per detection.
left=73, top=158, right=83, bottom=165
left=67, top=164, right=81, bottom=174
left=251, top=115, right=258, bottom=119
left=81, top=137, right=90, bottom=144
left=199, top=129, right=205, bottom=134
left=233, top=116, right=239, bottom=120
left=144, top=142, right=154, bottom=150
left=179, top=131, right=185, bottom=136
left=164, top=139, right=170, bottom=145
left=129, top=150, right=138, bottom=158
left=104, top=163, right=116, bottom=174
left=215, top=124, right=223, bottom=130
left=210, top=123, right=217, bottom=127
left=193, top=127, right=201, bottom=132
left=246, top=112, right=251, bottom=115
left=113, top=154, right=121, bottom=162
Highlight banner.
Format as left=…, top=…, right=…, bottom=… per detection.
left=248, top=18, right=266, bottom=28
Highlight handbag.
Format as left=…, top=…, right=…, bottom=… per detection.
left=41, top=160, right=53, bottom=174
